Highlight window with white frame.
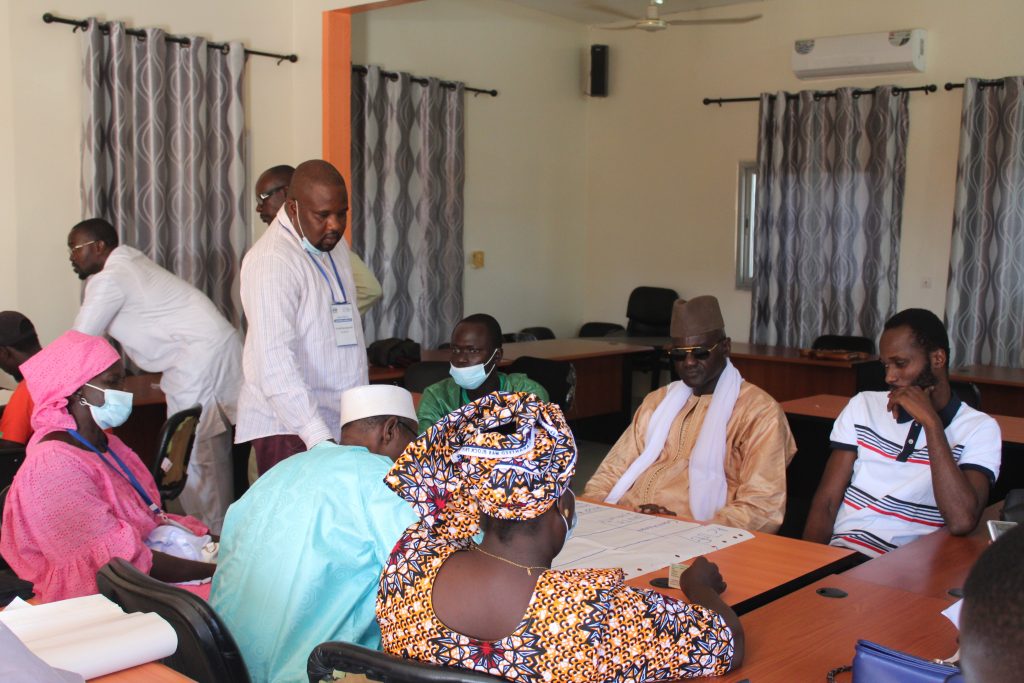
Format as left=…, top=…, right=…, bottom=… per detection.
left=736, top=161, right=757, bottom=290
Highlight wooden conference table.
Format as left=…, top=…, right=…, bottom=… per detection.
left=952, top=363, right=1024, bottom=417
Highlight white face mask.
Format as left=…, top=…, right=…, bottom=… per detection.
left=81, top=383, right=134, bottom=430
left=449, top=348, right=498, bottom=391
left=293, top=201, right=324, bottom=256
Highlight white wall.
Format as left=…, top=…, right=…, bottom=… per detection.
left=0, top=0, right=299, bottom=345
left=582, top=0, right=1024, bottom=341
left=350, top=0, right=590, bottom=338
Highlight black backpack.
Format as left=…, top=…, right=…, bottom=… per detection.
left=367, top=338, right=421, bottom=368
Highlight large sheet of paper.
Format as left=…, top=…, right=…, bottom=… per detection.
left=0, top=594, right=177, bottom=679
left=552, top=501, right=753, bottom=578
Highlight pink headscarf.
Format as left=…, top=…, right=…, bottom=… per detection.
left=20, top=330, right=121, bottom=443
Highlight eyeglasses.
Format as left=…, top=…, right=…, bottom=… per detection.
left=257, top=185, right=287, bottom=202
left=396, top=420, right=419, bottom=437
left=68, top=240, right=97, bottom=255
left=667, top=340, right=725, bottom=362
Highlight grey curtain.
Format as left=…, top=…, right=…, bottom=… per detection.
left=80, top=20, right=248, bottom=326
left=750, top=87, right=908, bottom=348
left=945, top=77, right=1024, bottom=369
left=351, top=66, right=465, bottom=348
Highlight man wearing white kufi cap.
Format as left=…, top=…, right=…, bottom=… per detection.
left=584, top=296, right=796, bottom=533
left=211, top=385, right=419, bottom=683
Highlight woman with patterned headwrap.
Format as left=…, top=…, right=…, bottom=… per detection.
left=376, top=392, right=744, bottom=682
left=0, top=330, right=215, bottom=602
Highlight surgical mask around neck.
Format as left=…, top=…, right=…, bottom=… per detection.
left=293, top=201, right=324, bottom=256
left=561, top=489, right=578, bottom=544
left=449, top=349, right=498, bottom=391
left=81, top=383, right=134, bottom=430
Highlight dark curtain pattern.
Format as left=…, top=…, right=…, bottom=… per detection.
left=750, top=87, right=908, bottom=348
left=351, top=66, right=465, bottom=349
left=945, top=77, right=1024, bottom=368
left=80, top=20, right=248, bottom=326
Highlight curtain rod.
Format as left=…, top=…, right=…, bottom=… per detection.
left=703, top=84, right=938, bottom=106
left=352, top=65, right=497, bottom=97
left=42, top=13, right=298, bottom=64
left=945, top=79, right=1005, bottom=91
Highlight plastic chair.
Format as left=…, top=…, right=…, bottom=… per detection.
left=578, top=322, right=624, bottom=338
left=403, top=362, right=453, bottom=394
left=950, top=380, right=982, bottom=410
left=150, top=406, right=202, bottom=505
left=308, top=641, right=504, bottom=683
left=505, top=356, right=577, bottom=412
left=520, top=326, right=555, bottom=341
left=625, top=286, right=679, bottom=337
left=96, top=557, right=250, bottom=683
left=811, top=335, right=876, bottom=355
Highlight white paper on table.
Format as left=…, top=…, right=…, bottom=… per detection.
left=552, top=501, right=753, bottom=578
left=0, top=594, right=177, bottom=679
left=942, top=599, right=963, bottom=630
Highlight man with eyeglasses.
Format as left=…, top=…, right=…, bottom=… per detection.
left=255, top=164, right=382, bottom=315
left=584, top=296, right=795, bottom=532
left=212, top=385, right=420, bottom=683
left=67, top=218, right=243, bottom=534
left=416, top=313, right=548, bottom=432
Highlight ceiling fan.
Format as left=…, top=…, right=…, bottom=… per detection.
left=592, top=0, right=762, bottom=33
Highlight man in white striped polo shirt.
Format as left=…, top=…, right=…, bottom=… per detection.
left=803, top=309, right=1001, bottom=557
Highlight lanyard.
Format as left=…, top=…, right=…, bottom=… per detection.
left=67, top=429, right=162, bottom=516
left=305, top=250, right=349, bottom=305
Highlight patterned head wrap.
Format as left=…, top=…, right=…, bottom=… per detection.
left=20, top=330, right=121, bottom=443
left=385, top=392, right=577, bottom=541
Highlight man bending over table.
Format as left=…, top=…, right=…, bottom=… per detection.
left=803, top=308, right=1001, bottom=557
left=584, top=296, right=795, bottom=532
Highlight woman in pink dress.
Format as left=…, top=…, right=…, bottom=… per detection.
left=0, top=330, right=215, bottom=602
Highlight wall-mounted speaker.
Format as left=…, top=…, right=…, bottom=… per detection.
left=587, top=44, right=608, bottom=97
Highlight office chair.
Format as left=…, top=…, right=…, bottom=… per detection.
left=150, top=406, right=202, bottom=505
left=308, top=641, right=504, bottom=683
left=0, top=444, right=26, bottom=492
left=950, top=380, right=982, bottom=410
left=625, top=286, right=679, bottom=337
left=403, top=362, right=453, bottom=394
left=505, top=356, right=576, bottom=412
left=520, top=326, right=555, bottom=341
left=502, top=333, right=536, bottom=343
left=96, top=557, right=250, bottom=683
left=811, top=335, right=876, bottom=355
left=0, top=483, right=33, bottom=602
left=577, top=322, right=624, bottom=338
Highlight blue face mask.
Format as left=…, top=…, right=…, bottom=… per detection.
left=449, top=349, right=498, bottom=390
left=81, top=383, right=134, bottom=430
left=293, top=201, right=324, bottom=256
left=561, top=489, right=578, bottom=544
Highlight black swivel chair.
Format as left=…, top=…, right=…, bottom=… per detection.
left=520, top=326, right=555, bottom=341
left=0, top=445, right=26, bottom=492
left=308, top=641, right=505, bottom=683
left=96, top=557, right=250, bottom=683
left=505, top=357, right=577, bottom=412
left=950, top=380, right=982, bottom=410
left=502, top=332, right=536, bottom=343
left=811, top=335, right=876, bottom=355
left=578, top=322, right=624, bottom=338
left=625, top=286, right=679, bottom=392
left=403, top=362, right=453, bottom=394
left=150, top=406, right=202, bottom=505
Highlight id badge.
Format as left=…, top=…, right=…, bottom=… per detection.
left=331, top=303, right=358, bottom=347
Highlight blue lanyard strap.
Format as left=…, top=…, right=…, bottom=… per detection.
left=305, top=250, right=349, bottom=305
left=67, top=429, right=161, bottom=515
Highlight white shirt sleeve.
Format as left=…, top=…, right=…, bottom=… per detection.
left=240, top=251, right=333, bottom=448
left=829, top=393, right=862, bottom=451
left=958, top=415, right=1002, bottom=483
left=73, top=271, right=126, bottom=336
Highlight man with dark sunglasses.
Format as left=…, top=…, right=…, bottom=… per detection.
left=255, top=164, right=382, bottom=316
left=584, top=295, right=795, bottom=532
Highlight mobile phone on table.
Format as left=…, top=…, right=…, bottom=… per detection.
left=987, top=519, right=1017, bottom=542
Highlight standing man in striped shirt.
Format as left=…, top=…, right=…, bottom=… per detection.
left=236, top=160, right=369, bottom=474
left=803, top=308, right=1001, bottom=557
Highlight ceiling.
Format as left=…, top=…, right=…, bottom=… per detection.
left=501, top=0, right=763, bottom=26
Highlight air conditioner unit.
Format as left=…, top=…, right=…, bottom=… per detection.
left=791, top=29, right=926, bottom=80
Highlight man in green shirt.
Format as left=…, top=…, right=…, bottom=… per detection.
left=417, top=313, right=549, bottom=431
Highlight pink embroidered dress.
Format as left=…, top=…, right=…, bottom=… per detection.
left=0, top=330, right=207, bottom=602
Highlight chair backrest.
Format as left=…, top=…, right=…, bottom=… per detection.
left=625, top=287, right=679, bottom=336
left=950, top=380, right=982, bottom=410
left=96, top=558, right=250, bottom=683
left=308, top=641, right=505, bottom=683
left=502, top=332, right=536, bottom=343
left=854, top=360, right=887, bottom=393
left=0, top=446, right=26, bottom=493
left=504, top=356, right=576, bottom=412
left=578, top=321, right=625, bottom=338
left=811, top=334, right=876, bottom=354
left=151, top=406, right=202, bottom=505
left=403, top=361, right=453, bottom=394
left=519, top=326, right=555, bottom=341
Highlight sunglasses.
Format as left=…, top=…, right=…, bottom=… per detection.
left=257, top=185, right=287, bottom=202
left=667, top=339, right=725, bottom=362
